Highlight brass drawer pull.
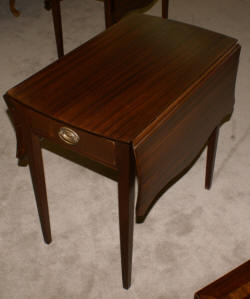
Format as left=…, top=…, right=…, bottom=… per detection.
left=58, top=127, right=80, bottom=145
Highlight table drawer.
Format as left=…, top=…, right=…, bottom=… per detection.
left=26, top=108, right=116, bottom=168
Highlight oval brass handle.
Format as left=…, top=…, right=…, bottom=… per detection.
left=58, top=127, right=80, bottom=145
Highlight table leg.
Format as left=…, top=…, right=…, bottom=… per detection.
left=9, top=0, right=20, bottom=17
left=51, top=0, right=64, bottom=58
left=26, top=130, right=52, bottom=244
left=117, top=143, right=135, bottom=289
left=162, top=0, right=169, bottom=19
left=104, top=0, right=113, bottom=28
left=44, top=0, right=51, bottom=10
left=205, top=126, right=220, bottom=190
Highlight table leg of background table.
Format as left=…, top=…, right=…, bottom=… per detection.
left=27, top=130, right=52, bottom=244
left=117, top=143, right=135, bottom=289
left=162, top=0, right=169, bottom=19
left=104, top=0, right=113, bottom=28
left=205, top=126, right=220, bottom=190
left=51, top=0, right=64, bottom=58
left=9, top=0, right=20, bottom=17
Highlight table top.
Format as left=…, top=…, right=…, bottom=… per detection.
left=195, top=260, right=250, bottom=299
left=6, top=14, right=237, bottom=145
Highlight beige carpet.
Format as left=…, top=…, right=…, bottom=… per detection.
left=0, top=0, right=250, bottom=298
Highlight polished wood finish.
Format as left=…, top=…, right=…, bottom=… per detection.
left=7, top=16, right=238, bottom=143
left=4, top=15, right=241, bottom=288
left=26, top=129, right=52, bottom=244
left=195, top=260, right=250, bottom=299
left=205, top=126, right=220, bottom=190
left=134, top=42, right=240, bottom=218
left=26, top=108, right=116, bottom=168
left=117, top=142, right=135, bottom=289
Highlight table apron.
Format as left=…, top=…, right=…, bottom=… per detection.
left=24, top=108, right=117, bottom=169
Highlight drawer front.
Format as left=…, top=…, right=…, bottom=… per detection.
left=26, top=109, right=116, bottom=168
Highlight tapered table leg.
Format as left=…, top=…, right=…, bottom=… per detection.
left=26, top=130, right=52, bottom=244
left=205, top=126, right=220, bottom=190
left=117, top=143, right=135, bottom=289
left=51, top=0, right=64, bottom=58
left=104, top=0, right=113, bottom=28
left=162, top=0, right=169, bottom=19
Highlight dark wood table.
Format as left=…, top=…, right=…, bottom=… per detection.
left=195, top=260, right=250, bottom=299
left=4, top=14, right=240, bottom=289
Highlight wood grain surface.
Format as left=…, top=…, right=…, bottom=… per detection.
left=135, top=44, right=240, bottom=218
left=195, top=260, right=250, bottom=299
left=6, top=14, right=237, bottom=145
